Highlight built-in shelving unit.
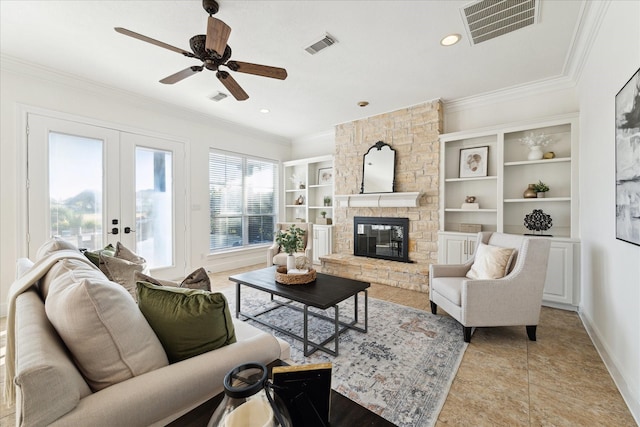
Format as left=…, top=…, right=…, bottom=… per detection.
left=283, top=155, right=335, bottom=265
left=437, top=113, right=580, bottom=310
left=282, top=155, right=334, bottom=223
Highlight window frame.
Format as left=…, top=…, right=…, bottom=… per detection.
left=208, top=149, right=279, bottom=254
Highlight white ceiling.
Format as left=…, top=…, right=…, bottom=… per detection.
left=0, top=1, right=586, bottom=139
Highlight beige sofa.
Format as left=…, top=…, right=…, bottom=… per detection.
left=10, top=247, right=290, bottom=426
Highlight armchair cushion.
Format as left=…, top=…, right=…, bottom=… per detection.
left=466, top=242, right=515, bottom=280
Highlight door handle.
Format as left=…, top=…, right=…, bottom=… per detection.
left=124, top=227, right=135, bottom=234
left=109, top=227, right=119, bottom=235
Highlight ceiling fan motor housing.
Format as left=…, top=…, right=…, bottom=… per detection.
left=203, top=0, right=219, bottom=15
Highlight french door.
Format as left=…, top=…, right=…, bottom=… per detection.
left=27, top=113, right=186, bottom=278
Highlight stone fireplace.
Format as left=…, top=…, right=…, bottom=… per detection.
left=320, top=100, right=442, bottom=293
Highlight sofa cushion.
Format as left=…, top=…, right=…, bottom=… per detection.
left=137, top=281, right=237, bottom=363
left=15, top=290, right=92, bottom=427
left=83, top=243, right=116, bottom=273
left=135, top=267, right=211, bottom=292
left=35, top=237, right=79, bottom=261
left=39, top=258, right=101, bottom=300
left=45, top=273, right=169, bottom=391
left=101, top=254, right=145, bottom=300
left=466, top=242, right=515, bottom=280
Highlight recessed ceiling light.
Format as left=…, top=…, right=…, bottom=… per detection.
left=357, top=101, right=369, bottom=107
left=260, top=108, right=270, bottom=113
left=440, top=33, right=461, bottom=46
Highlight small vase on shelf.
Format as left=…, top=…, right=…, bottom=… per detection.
left=527, top=146, right=544, bottom=160
left=523, top=184, right=537, bottom=199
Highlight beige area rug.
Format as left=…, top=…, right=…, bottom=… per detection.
left=224, top=288, right=467, bottom=427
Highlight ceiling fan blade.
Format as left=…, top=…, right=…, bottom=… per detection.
left=228, top=61, right=287, bottom=80
left=160, top=66, right=204, bottom=84
left=115, top=27, right=195, bottom=58
left=216, top=71, right=249, bottom=101
left=205, top=16, right=231, bottom=58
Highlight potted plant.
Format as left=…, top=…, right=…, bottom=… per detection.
left=323, top=196, right=331, bottom=206
left=275, top=225, right=306, bottom=271
left=533, top=180, right=549, bottom=198
left=317, top=211, right=332, bottom=225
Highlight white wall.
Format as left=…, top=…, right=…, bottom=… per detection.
left=0, top=59, right=291, bottom=315
left=575, top=0, right=640, bottom=419
left=291, top=130, right=335, bottom=159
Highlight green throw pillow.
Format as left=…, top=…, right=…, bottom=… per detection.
left=83, top=244, right=116, bottom=269
left=136, top=281, right=236, bottom=363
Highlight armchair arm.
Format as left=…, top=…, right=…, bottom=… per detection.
left=429, top=262, right=473, bottom=279
left=266, top=242, right=280, bottom=267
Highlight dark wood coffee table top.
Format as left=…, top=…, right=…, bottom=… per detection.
left=229, top=266, right=370, bottom=309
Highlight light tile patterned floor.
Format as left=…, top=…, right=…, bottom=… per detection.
left=1, top=265, right=635, bottom=426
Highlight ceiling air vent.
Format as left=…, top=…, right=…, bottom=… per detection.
left=210, top=91, right=228, bottom=102
left=304, top=33, right=338, bottom=55
left=461, top=0, right=539, bottom=45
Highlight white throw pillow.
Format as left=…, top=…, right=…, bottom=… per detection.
left=45, top=274, right=168, bottom=391
left=466, top=242, right=515, bottom=280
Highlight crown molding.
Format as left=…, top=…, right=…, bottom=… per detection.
left=443, top=75, right=576, bottom=113
left=0, top=54, right=291, bottom=146
left=291, top=129, right=335, bottom=145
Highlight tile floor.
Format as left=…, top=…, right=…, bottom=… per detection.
left=1, top=265, right=636, bottom=426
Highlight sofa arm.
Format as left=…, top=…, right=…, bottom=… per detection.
left=50, top=331, right=282, bottom=427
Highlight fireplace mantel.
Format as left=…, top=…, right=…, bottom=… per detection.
left=334, top=192, right=421, bottom=208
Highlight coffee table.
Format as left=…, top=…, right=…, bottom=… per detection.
left=166, top=360, right=396, bottom=427
left=229, top=266, right=369, bottom=357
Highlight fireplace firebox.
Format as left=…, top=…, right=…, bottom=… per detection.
left=353, top=216, right=410, bottom=263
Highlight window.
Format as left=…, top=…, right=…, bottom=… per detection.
left=209, top=150, right=277, bottom=252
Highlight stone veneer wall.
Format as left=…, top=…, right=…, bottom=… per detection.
left=320, top=100, right=443, bottom=293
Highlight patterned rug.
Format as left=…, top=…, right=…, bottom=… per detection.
left=223, top=288, right=467, bottom=427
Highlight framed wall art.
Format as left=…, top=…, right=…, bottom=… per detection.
left=317, top=167, right=333, bottom=185
left=459, top=146, right=489, bottom=178
left=615, top=68, right=640, bottom=246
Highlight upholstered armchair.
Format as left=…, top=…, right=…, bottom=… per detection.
left=429, top=232, right=551, bottom=343
left=267, top=222, right=313, bottom=267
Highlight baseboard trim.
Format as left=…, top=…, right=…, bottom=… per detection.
left=579, top=309, right=640, bottom=424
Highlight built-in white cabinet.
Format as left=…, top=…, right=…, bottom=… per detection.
left=437, top=113, right=580, bottom=310
left=438, top=232, right=477, bottom=264
left=313, top=225, right=333, bottom=265
left=283, top=155, right=334, bottom=224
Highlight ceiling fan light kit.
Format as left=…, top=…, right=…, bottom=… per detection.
left=115, top=0, right=287, bottom=101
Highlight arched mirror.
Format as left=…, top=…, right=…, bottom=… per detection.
left=360, top=141, right=396, bottom=193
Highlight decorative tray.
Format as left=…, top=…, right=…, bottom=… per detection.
left=275, top=266, right=317, bottom=285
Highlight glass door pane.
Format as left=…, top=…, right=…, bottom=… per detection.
left=27, top=113, right=119, bottom=257
left=49, top=132, right=104, bottom=251
left=135, top=147, right=173, bottom=268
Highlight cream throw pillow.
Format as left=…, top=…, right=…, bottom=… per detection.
left=45, top=275, right=168, bottom=391
left=466, top=242, right=515, bottom=280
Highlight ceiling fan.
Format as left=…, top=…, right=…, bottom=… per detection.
left=115, top=0, right=287, bottom=101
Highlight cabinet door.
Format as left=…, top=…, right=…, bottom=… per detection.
left=542, top=242, right=574, bottom=306
left=313, top=226, right=332, bottom=264
left=439, top=234, right=475, bottom=264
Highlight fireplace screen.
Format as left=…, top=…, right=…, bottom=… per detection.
left=353, top=216, right=410, bottom=263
